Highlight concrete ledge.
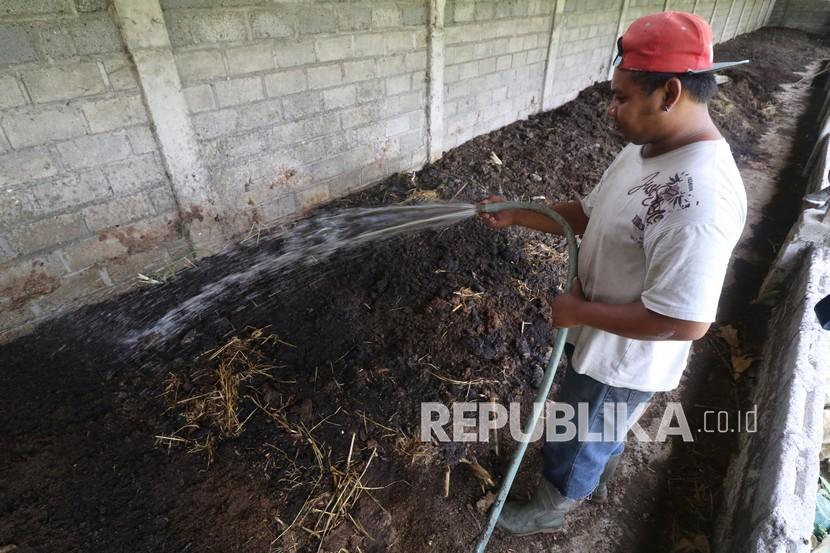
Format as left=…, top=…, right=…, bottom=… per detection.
left=716, top=245, right=830, bottom=553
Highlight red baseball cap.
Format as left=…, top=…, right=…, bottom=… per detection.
left=614, top=11, right=748, bottom=73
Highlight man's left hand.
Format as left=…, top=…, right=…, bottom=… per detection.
left=551, top=277, right=586, bottom=328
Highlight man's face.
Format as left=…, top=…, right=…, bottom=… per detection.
left=607, top=68, right=665, bottom=145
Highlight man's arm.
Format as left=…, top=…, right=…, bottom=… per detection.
left=480, top=198, right=590, bottom=236
left=553, top=278, right=710, bottom=341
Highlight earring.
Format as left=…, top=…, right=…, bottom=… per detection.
left=663, top=105, right=670, bottom=112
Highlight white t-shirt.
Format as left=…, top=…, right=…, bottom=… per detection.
left=569, top=139, right=746, bottom=392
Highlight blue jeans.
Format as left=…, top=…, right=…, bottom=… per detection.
left=542, top=345, right=653, bottom=500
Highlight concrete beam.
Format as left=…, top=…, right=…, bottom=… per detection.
left=734, top=0, right=749, bottom=35
left=541, top=0, right=567, bottom=112
left=425, top=0, right=445, bottom=163
left=761, top=0, right=776, bottom=27
left=721, top=0, right=738, bottom=42
left=112, top=0, right=226, bottom=255
left=758, top=207, right=830, bottom=303
left=608, top=0, right=631, bottom=81
left=710, top=0, right=720, bottom=27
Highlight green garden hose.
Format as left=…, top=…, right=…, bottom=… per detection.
left=473, top=201, right=578, bottom=553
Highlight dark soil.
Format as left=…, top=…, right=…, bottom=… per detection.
left=1, top=28, right=828, bottom=553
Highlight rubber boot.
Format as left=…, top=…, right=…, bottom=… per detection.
left=496, top=477, right=575, bottom=536
left=589, top=453, right=622, bottom=504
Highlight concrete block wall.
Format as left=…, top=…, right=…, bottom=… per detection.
left=0, top=0, right=189, bottom=333
left=770, top=0, right=830, bottom=34
left=544, top=0, right=622, bottom=109
left=0, top=0, right=779, bottom=339
left=715, top=246, right=830, bottom=553
left=442, top=0, right=551, bottom=150
left=165, top=0, right=430, bottom=229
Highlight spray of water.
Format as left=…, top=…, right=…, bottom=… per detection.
left=125, top=202, right=477, bottom=350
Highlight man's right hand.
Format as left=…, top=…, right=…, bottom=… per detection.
left=478, top=195, right=515, bottom=229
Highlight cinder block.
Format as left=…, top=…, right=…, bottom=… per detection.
left=340, top=101, right=381, bottom=129
left=82, top=193, right=154, bottom=231
left=166, top=11, right=248, bottom=47
left=104, top=58, right=140, bottom=91
left=104, top=154, right=166, bottom=195
left=26, top=21, right=75, bottom=61
left=236, top=98, right=282, bottom=131
left=193, top=108, right=237, bottom=140
left=385, top=30, right=414, bottom=53
left=250, top=9, right=295, bottom=39
left=126, top=126, right=157, bottom=154
left=62, top=132, right=130, bottom=172
left=59, top=231, right=124, bottom=271
left=322, top=129, right=357, bottom=156
left=257, top=193, right=297, bottom=224
left=355, top=79, right=385, bottom=102
left=2, top=0, right=72, bottom=16
left=76, top=0, right=106, bottom=12
left=401, top=6, right=427, bottom=26
left=264, top=68, right=307, bottom=97
left=147, top=186, right=176, bottom=214
left=274, top=39, right=317, bottom=68
left=473, top=42, right=494, bottom=59
left=7, top=212, right=88, bottom=255
left=81, top=95, right=148, bottom=133
left=0, top=148, right=57, bottom=187
left=282, top=91, right=324, bottom=121
left=459, top=60, right=479, bottom=80
left=496, top=54, right=512, bottom=71
left=291, top=138, right=326, bottom=164
left=353, top=34, right=386, bottom=57
left=385, top=113, right=410, bottom=137
left=183, top=84, right=216, bottom=113
left=372, top=6, right=401, bottom=28
left=32, top=171, right=110, bottom=213
left=68, top=15, right=123, bottom=55
left=316, top=36, right=353, bottom=63
left=307, top=155, right=346, bottom=181
left=2, top=107, right=87, bottom=149
left=343, top=59, right=377, bottom=83
left=398, top=91, right=423, bottom=112
left=298, top=6, right=339, bottom=35
left=175, top=49, right=226, bottom=85
left=0, top=24, right=37, bottom=65
left=0, top=75, right=27, bottom=109
left=219, top=127, right=269, bottom=159
left=454, top=2, right=476, bottom=23
left=337, top=5, right=372, bottom=32
left=307, top=64, right=343, bottom=89
left=0, top=186, right=39, bottom=227
left=404, top=51, right=427, bottom=71
left=377, top=55, right=406, bottom=77
left=214, top=76, right=265, bottom=108
left=296, top=182, right=331, bottom=209
left=475, top=3, right=496, bottom=21
left=226, top=43, right=275, bottom=76
left=22, top=63, right=107, bottom=104
left=386, top=74, right=411, bottom=96
left=399, top=129, right=424, bottom=153
left=323, top=84, right=357, bottom=110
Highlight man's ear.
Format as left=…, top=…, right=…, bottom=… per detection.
left=663, top=77, right=682, bottom=111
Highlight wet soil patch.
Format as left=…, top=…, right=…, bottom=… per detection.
left=1, top=28, right=828, bottom=553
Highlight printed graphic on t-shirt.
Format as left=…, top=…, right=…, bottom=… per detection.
left=627, top=171, right=699, bottom=245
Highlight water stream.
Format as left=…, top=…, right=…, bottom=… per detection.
left=125, top=202, right=478, bottom=351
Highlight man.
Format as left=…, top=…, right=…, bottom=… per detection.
left=480, top=11, right=748, bottom=536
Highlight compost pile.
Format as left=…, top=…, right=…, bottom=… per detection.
left=1, top=28, right=827, bottom=553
